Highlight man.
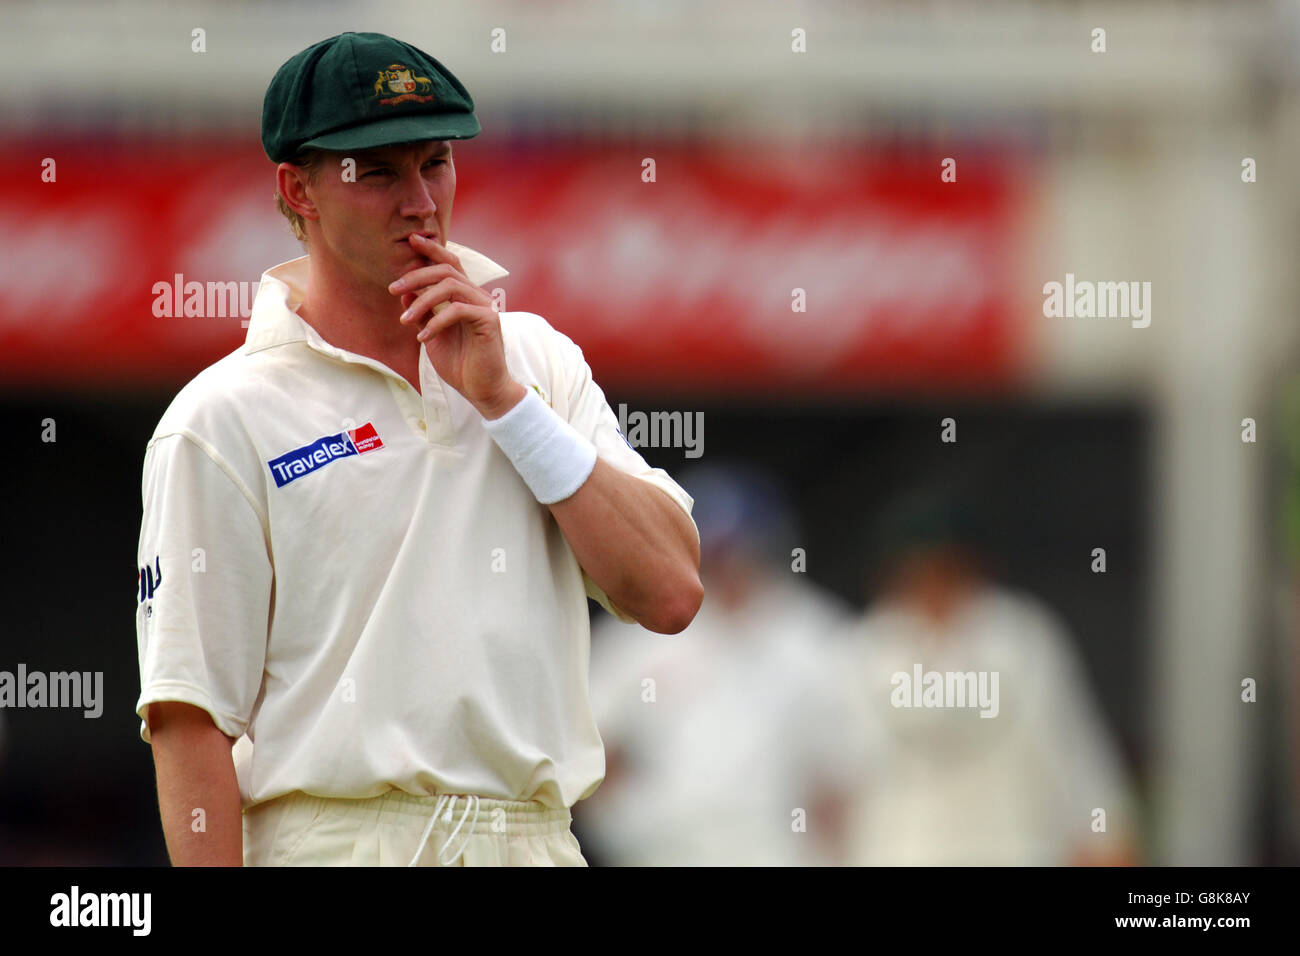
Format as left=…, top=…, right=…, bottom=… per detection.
left=578, top=464, right=860, bottom=865
left=840, top=489, right=1139, bottom=865
left=134, top=31, right=702, bottom=867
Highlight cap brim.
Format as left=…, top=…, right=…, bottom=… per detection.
left=301, top=112, right=480, bottom=153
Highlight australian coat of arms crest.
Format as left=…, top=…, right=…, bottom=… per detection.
left=373, top=64, right=436, bottom=106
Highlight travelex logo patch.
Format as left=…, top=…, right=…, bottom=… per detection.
left=268, top=423, right=384, bottom=488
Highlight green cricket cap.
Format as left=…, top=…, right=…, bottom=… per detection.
left=262, top=31, right=480, bottom=163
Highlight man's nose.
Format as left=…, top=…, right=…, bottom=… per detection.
left=396, top=168, right=437, bottom=219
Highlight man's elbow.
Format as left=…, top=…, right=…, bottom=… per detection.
left=639, top=571, right=704, bottom=635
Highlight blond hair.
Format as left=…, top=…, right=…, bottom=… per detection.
left=275, top=148, right=327, bottom=243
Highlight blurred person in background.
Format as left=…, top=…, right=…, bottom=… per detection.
left=575, top=463, right=861, bottom=865
left=840, top=487, right=1140, bottom=866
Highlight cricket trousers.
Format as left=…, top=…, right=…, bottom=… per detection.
left=242, top=790, right=588, bottom=867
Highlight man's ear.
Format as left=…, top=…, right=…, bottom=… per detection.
left=276, top=163, right=319, bottom=223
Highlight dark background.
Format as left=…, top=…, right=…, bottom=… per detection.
left=0, top=386, right=1150, bottom=865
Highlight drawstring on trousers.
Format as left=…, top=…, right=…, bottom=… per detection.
left=407, top=794, right=481, bottom=867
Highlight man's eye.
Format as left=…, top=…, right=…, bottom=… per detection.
left=424, top=160, right=446, bottom=168
left=363, top=169, right=391, bottom=178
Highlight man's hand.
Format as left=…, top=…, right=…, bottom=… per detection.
left=389, top=234, right=524, bottom=419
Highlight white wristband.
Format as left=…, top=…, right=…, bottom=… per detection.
left=482, top=388, right=598, bottom=504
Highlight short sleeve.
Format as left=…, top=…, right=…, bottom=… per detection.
left=1019, top=604, right=1138, bottom=851
left=550, top=331, right=698, bottom=623
left=134, top=432, right=272, bottom=743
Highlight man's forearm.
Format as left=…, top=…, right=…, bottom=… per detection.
left=548, top=457, right=703, bottom=633
left=148, top=702, right=243, bottom=866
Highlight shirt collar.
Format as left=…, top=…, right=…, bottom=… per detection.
left=244, top=241, right=510, bottom=355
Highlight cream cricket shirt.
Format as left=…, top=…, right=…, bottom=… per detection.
left=134, top=244, right=696, bottom=810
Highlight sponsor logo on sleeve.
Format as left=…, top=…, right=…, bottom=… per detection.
left=137, top=555, right=162, bottom=603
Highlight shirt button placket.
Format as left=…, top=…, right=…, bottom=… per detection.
left=418, top=355, right=455, bottom=445
left=424, top=400, right=454, bottom=445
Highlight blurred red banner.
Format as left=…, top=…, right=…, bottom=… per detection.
left=0, top=137, right=1027, bottom=394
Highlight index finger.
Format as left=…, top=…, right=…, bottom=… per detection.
left=389, top=259, right=461, bottom=294
left=410, top=233, right=461, bottom=267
